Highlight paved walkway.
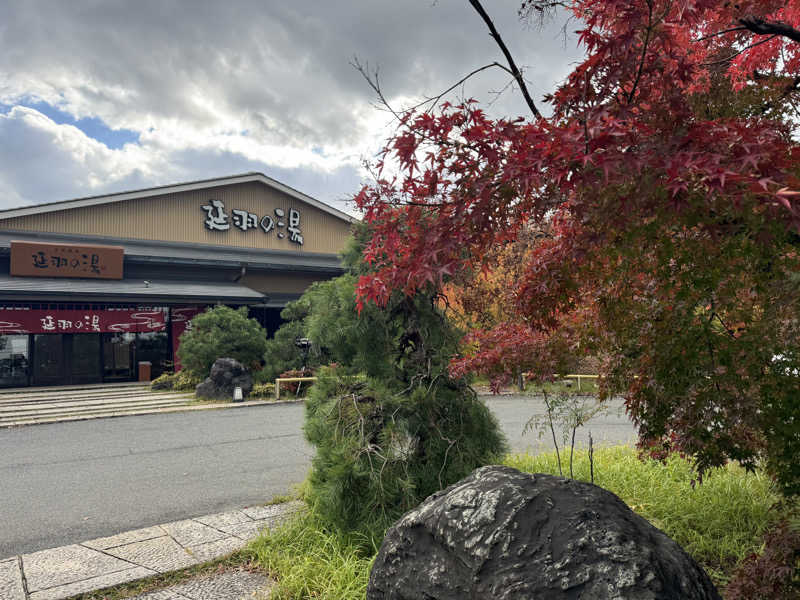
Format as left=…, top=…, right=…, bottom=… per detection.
left=0, top=502, right=299, bottom=600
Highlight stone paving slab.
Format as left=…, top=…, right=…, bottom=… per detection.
left=130, top=590, right=191, bottom=600
left=0, top=558, right=25, bottom=600
left=83, top=525, right=166, bottom=551
left=22, top=544, right=136, bottom=592
left=156, top=570, right=271, bottom=600
left=185, top=537, right=246, bottom=564
left=131, top=570, right=271, bottom=600
left=105, top=535, right=198, bottom=574
left=219, top=520, right=268, bottom=540
left=193, top=510, right=253, bottom=530
left=30, top=567, right=155, bottom=600
left=161, top=519, right=227, bottom=548
left=2, top=502, right=295, bottom=600
left=240, top=504, right=292, bottom=521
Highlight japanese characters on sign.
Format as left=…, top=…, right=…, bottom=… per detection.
left=38, top=313, right=101, bottom=332
left=0, top=309, right=168, bottom=334
left=10, top=241, right=124, bottom=279
left=201, top=199, right=304, bottom=245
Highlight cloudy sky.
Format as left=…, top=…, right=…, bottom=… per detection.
left=0, top=1, right=583, bottom=214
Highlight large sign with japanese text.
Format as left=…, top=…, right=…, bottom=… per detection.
left=10, top=241, right=124, bottom=279
left=201, top=200, right=304, bottom=245
left=0, top=309, right=167, bottom=334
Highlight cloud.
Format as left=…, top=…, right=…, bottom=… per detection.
left=0, top=105, right=362, bottom=214
left=0, top=107, right=155, bottom=203
left=0, top=1, right=583, bottom=208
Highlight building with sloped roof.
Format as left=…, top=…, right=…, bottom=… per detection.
left=0, top=173, right=355, bottom=387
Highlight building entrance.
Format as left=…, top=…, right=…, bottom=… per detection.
left=32, top=334, right=64, bottom=386
left=32, top=333, right=102, bottom=386
left=103, top=332, right=135, bottom=381
left=0, top=306, right=198, bottom=387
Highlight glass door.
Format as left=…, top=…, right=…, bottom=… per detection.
left=32, top=334, right=103, bottom=386
left=0, top=335, right=29, bottom=387
left=71, top=334, right=102, bottom=384
left=103, top=332, right=135, bottom=381
left=136, top=332, right=169, bottom=379
left=32, top=334, right=65, bottom=386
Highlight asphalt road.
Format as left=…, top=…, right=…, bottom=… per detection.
left=0, top=395, right=636, bottom=558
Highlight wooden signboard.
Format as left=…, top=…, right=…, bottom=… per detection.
left=10, top=240, right=124, bottom=279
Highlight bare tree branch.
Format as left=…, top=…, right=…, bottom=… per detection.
left=351, top=57, right=403, bottom=121
left=519, top=1, right=569, bottom=30
left=739, top=17, right=800, bottom=45
left=467, top=0, right=542, bottom=118
left=698, top=17, right=800, bottom=45
left=352, top=57, right=515, bottom=117
left=628, top=0, right=655, bottom=104
left=695, top=25, right=748, bottom=42
left=408, top=62, right=514, bottom=113
left=702, top=34, right=779, bottom=66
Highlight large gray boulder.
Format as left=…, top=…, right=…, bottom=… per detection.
left=195, top=357, right=252, bottom=401
left=367, top=465, right=721, bottom=600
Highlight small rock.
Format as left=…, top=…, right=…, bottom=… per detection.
left=195, top=358, right=253, bottom=401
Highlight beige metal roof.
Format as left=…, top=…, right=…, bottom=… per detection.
left=0, top=172, right=357, bottom=224
left=0, top=273, right=266, bottom=304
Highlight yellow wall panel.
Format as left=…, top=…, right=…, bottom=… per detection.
left=242, top=272, right=327, bottom=295
left=0, top=182, right=353, bottom=255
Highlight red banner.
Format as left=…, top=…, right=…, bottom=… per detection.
left=170, top=307, right=206, bottom=371
left=0, top=309, right=168, bottom=334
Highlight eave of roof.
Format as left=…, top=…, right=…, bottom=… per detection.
left=0, top=172, right=358, bottom=224
left=0, top=230, right=346, bottom=273
left=0, top=274, right=266, bottom=304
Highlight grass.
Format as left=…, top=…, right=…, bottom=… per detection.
left=246, top=510, right=375, bottom=600
left=249, top=446, right=783, bottom=598
left=264, top=482, right=304, bottom=506
left=505, top=446, right=781, bottom=586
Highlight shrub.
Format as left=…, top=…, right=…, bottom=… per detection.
left=250, top=382, right=276, bottom=398
left=260, top=300, right=321, bottom=382
left=150, top=372, right=175, bottom=390
left=278, top=368, right=314, bottom=396
left=304, top=367, right=506, bottom=539
left=726, top=510, right=800, bottom=600
left=176, top=306, right=267, bottom=377
left=173, top=369, right=201, bottom=391
left=298, top=228, right=507, bottom=539
left=151, top=370, right=203, bottom=392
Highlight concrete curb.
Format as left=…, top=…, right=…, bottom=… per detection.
left=0, top=502, right=301, bottom=600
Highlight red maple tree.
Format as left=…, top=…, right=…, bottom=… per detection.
left=355, top=0, right=800, bottom=499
